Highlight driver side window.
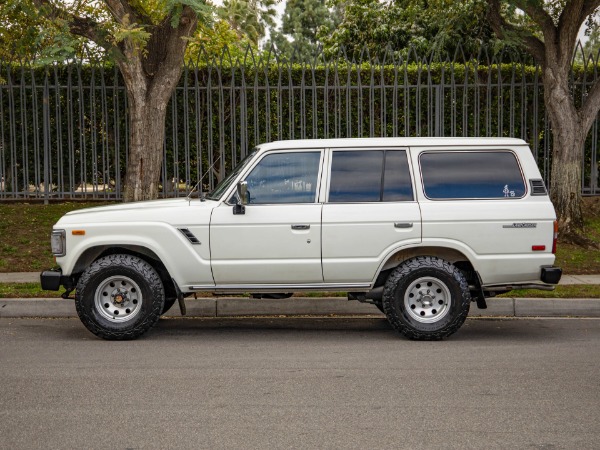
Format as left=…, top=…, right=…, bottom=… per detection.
left=244, top=152, right=321, bottom=204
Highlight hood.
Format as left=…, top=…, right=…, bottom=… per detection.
left=57, top=198, right=218, bottom=226
left=65, top=198, right=193, bottom=216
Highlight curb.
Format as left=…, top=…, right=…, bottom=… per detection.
left=1, top=297, right=599, bottom=318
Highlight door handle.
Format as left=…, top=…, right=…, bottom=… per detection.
left=394, top=222, right=413, bottom=229
left=291, top=224, right=310, bottom=230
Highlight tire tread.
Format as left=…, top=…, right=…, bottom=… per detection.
left=75, top=254, right=164, bottom=340
left=382, top=256, right=470, bottom=340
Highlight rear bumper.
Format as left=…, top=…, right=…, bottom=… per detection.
left=40, top=269, right=71, bottom=291
left=541, top=266, right=562, bottom=284
left=482, top=266, right=563, bottom=293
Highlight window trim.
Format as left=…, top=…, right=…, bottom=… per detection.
left=325, top=147, right=416, bottom=204
left=418, top=149, right=528, bottom=201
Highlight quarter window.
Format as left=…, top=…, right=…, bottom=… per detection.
left=420, top=151, right=526, bottom=199
left=244, top=152, right=321, bottom=204
left=328, top=150, right=413, bottom=203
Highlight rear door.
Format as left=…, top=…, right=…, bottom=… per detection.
left=321, top=148, right=422, bottom=283
left=416, top=147, right=555, bottom=284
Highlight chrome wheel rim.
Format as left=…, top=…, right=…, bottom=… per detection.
left=94, top=275, right=142, bottom=323
left=404, top=276, right=451, bottom=323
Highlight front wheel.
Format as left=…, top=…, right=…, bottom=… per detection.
left=75, top=254, right=165, bottom=340
left=382, top=256, right=470, bottom=340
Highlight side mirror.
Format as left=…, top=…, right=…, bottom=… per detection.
left=237, top=180, right=248, bottom=205
left=233, top=180, right=248, bottom=215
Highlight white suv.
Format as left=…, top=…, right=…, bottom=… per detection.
left=41, top=138, right=562, bottom=340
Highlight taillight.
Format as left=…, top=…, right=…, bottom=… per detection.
left=552, top=220, right=558, bottom=254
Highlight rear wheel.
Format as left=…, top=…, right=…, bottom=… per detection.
left=75, top=254, right=165, bottom=340
left=382, top=256, right=470, bottom=340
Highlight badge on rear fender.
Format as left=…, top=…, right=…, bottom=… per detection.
left=502, top=223, right=537, bottom=228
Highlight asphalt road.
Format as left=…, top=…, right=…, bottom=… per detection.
left=1, top=317, right=599, bottom=449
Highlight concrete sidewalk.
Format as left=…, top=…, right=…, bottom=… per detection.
left=1, top=272, right=599, bottom=319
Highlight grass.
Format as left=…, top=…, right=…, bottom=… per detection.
left=497, top=284, right=600, bottom=298
left=553, top=196, right=600, bottom=274
left=0, top=202, right=109, bottom=272
left=1, top=198, right=600, bottom=274
left=0, top=283, right=63, bottom=298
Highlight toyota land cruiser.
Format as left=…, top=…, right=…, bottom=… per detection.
left=41, top=138, right=562, bottom=340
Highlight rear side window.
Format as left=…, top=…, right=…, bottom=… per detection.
left=329, top=150, right=413, bottom=203
left=420, top=151, right=526, bottom=199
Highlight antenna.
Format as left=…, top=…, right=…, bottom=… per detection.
left=187, top=155, right=222, bottom=202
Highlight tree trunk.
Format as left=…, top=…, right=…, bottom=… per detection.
left=543, top=67, right=586, bottom=237
left=115, top=8, right=197, bottom=202
left=123, top=93, right=168, bottom=202
left=549, top=125, right=586, bottom=234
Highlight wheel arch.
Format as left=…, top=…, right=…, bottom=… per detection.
left=374, top=245, right=477, bottom=288
left=72, top=245, right=177, bottom=301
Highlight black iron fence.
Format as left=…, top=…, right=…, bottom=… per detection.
left=1, top=47, right=599, bottom=200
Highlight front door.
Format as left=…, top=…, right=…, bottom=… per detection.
left=210, top=150, right=324, bottom=285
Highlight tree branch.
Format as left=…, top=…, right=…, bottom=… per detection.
left=146, top=6, right=198, bottom=97
left=32, top=0, right=105, bottom=44
left=103, top=0, right=149, bottom=25
left=581, top=0, right=600, bottom=19
left=557, top=0, right=587, bottom=61
left=512, top=0, right=556, bottom=34
left=581, top=79, right=600, bottom=134
left=557, top=0, right=600, bottom=69
left=487, top=0, right=546, bottom=63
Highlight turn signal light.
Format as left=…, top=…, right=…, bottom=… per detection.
left=72, top=230, right=86, bottom=236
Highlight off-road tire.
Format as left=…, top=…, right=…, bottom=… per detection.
left=75, top=254, right=165, bottom=340
left=382, top=256, right=470, bottom=340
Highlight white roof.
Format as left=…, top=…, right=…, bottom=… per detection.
left=257, top=137, right=527, bottom=151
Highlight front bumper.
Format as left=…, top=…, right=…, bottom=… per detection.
left=40, top=269, right=72, bottom=291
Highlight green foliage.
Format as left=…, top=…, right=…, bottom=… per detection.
left=168, top=0, right=213, bottom=28
left=0, top=0, right=215, bottom=64
left=0, top=0, right=98, bottom=64
left=110, top=14, right=152, bottom=56
left=218, top=0, right=278, bottom=45
left=319, top=0, right=509, bottom=60
left=268, top=0, right=341, bottom=62
left=185, top=21, right=258, bottom=63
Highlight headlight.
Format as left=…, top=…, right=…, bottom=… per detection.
left=51, top=230, right=66, bottom=256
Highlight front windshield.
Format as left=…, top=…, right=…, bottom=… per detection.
left=205, top=148, right=258, bottom=200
